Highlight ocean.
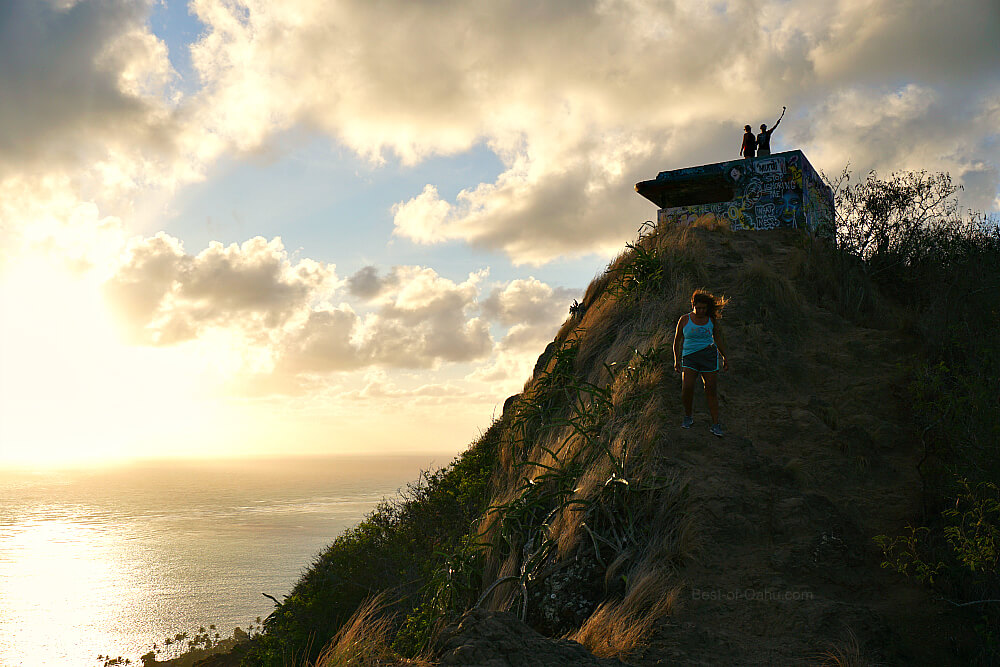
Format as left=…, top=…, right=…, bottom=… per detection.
left=0, top=454, right=453, bottom=666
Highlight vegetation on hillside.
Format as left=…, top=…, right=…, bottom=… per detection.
left=828, top=170, right=1000, bottom=664
left=165, top=167, right=998, bottom=666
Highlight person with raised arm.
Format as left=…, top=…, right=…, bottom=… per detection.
left=756, top=106, right=785, bottom=157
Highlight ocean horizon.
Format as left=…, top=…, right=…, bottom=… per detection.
left=0, top=453, right=455, bottom=666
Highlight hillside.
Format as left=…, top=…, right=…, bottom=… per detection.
left=464, top=219, right=973, bottom=665
left=201, top=204, right=998, bottom=667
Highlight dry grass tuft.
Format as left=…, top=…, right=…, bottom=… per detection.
left=810, top=627, right=886, bottom=667
left=688, top=213, right=733, bottom=232
left=566, top=566, right=681, bottom=659
left=476, top=217, right=718, bottom=628
left=736, top=256, right=808, bottom=336
left=311, top=592, right=433, bottom=667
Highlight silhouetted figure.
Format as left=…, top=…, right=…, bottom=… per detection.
left=740, top=125, right=755, bottom=159
left=757, top=106, right=785, bottom=156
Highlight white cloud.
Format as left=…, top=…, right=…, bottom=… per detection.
left=273, top=306, right=364, bottom=374
left=174, top=0, right=999, bottom=264
left=391, top=185, right=453, bottom=244
left=4, top=0, right=997, bottom=274
left=0, top=0, right=175, bottom=175
left=102, top=247, right=503, bottom=389
left=355, top=266, right=492, bottom=368
left=482, top=277, right=576, bottom=327
left=481, top=277, right=577, bottom=360
left=0, top=0, right=184, bottom=273
left=102, top=241, right=579, bottom=396
left=103, top=233, right=335, bottom=344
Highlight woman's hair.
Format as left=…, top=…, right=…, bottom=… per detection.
left=691, top=289, right=727, bottom=319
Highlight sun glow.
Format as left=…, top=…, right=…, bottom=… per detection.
left=0, top=257, right=220, bottom=467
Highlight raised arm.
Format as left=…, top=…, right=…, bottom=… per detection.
left=770, top=106, right=786, bottom=132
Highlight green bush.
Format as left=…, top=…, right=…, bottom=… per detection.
left=241, top=426, right=500, bottom=666
left=840, top=170, right=1000, bottom=664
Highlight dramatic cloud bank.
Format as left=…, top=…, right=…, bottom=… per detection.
left=180, top=0, right=1000, bottom=262
left=102, top=237, right=574, bottom=394
left=1, top=0, right=998, bottom=451
left=3, top=0, right=997, bottom=270
left=103, top=233, right=334, bottom=345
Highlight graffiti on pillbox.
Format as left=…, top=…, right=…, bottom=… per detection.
left=652, top=151, right=834, bottom=235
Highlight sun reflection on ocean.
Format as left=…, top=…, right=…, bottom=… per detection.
left=0, top=455, right=445, bottom=666
left=0, top=515, right=149, bottom=665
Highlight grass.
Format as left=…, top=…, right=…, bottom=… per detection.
left=810, top=627, right=886, bottom=667
left=241, top=424, right=501, bottom=665
left=567, top=566, right=682, bottom=659
left=466, top=218, right=712, bottom=636
left=735, top=255, right=807, bottom=337
left=311, top=593, right=433, bottom=667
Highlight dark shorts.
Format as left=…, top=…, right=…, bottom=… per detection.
left=682, top=345, right=719, bottom=373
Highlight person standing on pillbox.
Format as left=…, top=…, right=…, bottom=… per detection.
left=757, top=106, right=785, bottom=157
left=740, top=125, right=756, bottom=159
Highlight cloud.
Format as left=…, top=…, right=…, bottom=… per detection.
left=102, top=243, right=502, bottom=389
left=391, top=185, right=453, bottom=245
left=340, top=371, right=495, bottom=406
left=482, top=277, right=577, bottom=327
left=273, top=265, right=495, bottom=376
left=181, top=0, right=999, bottom=263
left=482, top=277, right=578, bottom=354
left=355, top=266, right=492, bottom=368
left=265, top=270, right=580, bottom=390
left=103, top=233, right=335, bottom=344
left=0, top=0, right=175, bottom=175
left=101, top=237, right=582, bottom=395
left=0, top=0, right=185, bottom=271
left=345, top=265, right=398, bottom=300
left=273, top=306, right=363, bottom=374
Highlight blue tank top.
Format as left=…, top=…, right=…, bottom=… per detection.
left=682, top=316, right=714, bottom=355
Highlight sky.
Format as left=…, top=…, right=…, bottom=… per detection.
left=0, top=0, right=998, bottom=466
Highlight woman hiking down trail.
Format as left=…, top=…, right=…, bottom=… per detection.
left=673, top=290, right=730, bottom=437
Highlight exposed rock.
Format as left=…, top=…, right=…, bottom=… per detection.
left=502, top=393, right=520, bottom=417
left=531, top=341, right=560, bottom=379
left=435, top=609, right=627, bottom=667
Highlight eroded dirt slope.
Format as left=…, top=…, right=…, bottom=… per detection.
left=623, top=228, right=971, bottom=666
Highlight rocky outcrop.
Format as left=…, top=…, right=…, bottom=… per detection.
left=435, top=609, right=627, bottom=667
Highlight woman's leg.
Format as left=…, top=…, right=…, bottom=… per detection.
left=681, top=369, right=698, bottom=417
left=702, top=371, right=720, bottom=424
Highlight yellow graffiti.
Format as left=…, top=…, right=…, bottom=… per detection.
left=788, top=165, right=803, bottom=189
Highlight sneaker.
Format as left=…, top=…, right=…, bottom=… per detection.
left=681, top=416, right=694, bottom=429
left=710, top=423, right=724, bottom=437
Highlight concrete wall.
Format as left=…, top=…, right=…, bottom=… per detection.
left=637, top=151, right=835, bottom=237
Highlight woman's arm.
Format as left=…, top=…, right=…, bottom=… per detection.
left=673, top=315, right=686, bottom=372
left=713, top=319, right=730, bottom=371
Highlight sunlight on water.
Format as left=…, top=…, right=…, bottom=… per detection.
left=0, top=517, right=133, bottom=665
left=0, top=454, right=449, bottom=666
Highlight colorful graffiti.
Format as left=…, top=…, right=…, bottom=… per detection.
left=639, top=150, right=834, bottom=237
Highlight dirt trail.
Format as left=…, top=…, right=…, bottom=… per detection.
left=629, top=229, right=973, bottom=666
